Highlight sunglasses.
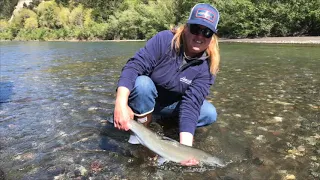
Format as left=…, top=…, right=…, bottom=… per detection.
left=188, top=24, right=214, bottom=38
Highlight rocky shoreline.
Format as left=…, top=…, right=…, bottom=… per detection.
left=1, top=36, right=320, bottom=44
left=219, top=36, right=320, bottom=44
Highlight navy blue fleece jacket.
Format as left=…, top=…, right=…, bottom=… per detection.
left=118, top=30, right=215, bottom=135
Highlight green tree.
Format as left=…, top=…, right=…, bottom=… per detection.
left=57, top=6, right=70, bottom=28
left=0, top=19, right=13, bottom=40
left=69, top=4, right=84, bottom=27
left=2, top=0, right=319, bottom=40
left=283, top=0, right=320, bottom=36
left=308, top=8, right=320, bottom=35
left=84, top=8, right=94, bottom=28
left=107, top=8, right=140, bottom=39
left=63, top=0, right=124, bottom=22
left=136, top=0, right=176, bottom=39
left=215, top=0, right=258, bottom=38
left=11, top=8, right=38, bottom=29
left=37, top=1, right=61, bottom=29
left=0, top=19, right=10, bottom=32
left=24, top=17, right=38, bottom=29
left=0, top=0, right=19, bottom=19
left=90, top=22, right=108, bottom=39
left=107, top=0, right=176, bottom=40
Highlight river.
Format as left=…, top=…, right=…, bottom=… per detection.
left=0, top=41, right=319, bottom=180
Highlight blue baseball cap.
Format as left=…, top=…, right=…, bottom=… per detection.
left=187, top=3, right=220, bottom=33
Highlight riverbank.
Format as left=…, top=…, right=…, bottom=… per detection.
left=219, top=36, right=320, bottom=44
left=1, top=36, right=320, bottom=44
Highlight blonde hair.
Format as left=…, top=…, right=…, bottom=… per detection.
left=171, top=25, right=220, bottom=75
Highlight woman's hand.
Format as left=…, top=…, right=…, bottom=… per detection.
left=114, top=104, right=134, bottom=131
left=179, top=132, right=199, bottom=166
left=181, top=158, right=199, bottom=166
left=114, top=87, right=133, bottom=131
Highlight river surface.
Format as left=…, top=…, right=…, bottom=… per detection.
left=0, top=41, right=319, bottom=180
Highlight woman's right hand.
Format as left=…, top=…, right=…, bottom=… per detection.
left=114, top=103, right=134, bottom=131
left=113, top=86, right=133, bottom=131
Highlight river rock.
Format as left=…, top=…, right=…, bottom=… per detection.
left=256, top=135, right=266, bottom=143
left=257, top=127, right=268, bottom=131
left=284, top=174, right=296, bottom=180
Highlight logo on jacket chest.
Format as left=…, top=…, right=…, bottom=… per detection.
left=180, top=76, right=192, bottom=85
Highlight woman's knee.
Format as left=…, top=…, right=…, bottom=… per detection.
left=133, top=76, right=156, bottom=95
left=197, top=101, right=217, bottom=127
left=128, top=76, right=157, bottom=114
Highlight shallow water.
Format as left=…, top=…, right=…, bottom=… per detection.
left=0, top=41, right=319, bottom=180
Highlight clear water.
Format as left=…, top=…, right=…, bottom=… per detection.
left=0, top=41, right=319, bottom=180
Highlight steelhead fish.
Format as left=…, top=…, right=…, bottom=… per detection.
left=127, top=120, right=226, bottom=167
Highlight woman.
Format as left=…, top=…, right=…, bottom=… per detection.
left=113, top=3, right=220, bottom=165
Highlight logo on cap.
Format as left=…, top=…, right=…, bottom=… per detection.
left=195, top=9, right=215, bottom=23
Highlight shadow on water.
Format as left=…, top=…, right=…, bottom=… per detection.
left=78, top=118, right=132, bottom=156
left=0, top=168, right=5, bottom=180
left=0, top=82, right=13, bottom=104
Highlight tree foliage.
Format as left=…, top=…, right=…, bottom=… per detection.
left=0, top=0, right=19, bottom=19
left=24, top=17, right=38, bottom=29
left=57, top=6, right=70, bottom=28
left=11, top=9, right=38, bottom=29
left=0, top=0, right=319, bottom=40
left=69, top=4, right=84, bottom=27
left=37, top=1, right=61, bottom=29
left=0, top=19, right=13, bottom=40
left=0, top=19, right=10, bottom=32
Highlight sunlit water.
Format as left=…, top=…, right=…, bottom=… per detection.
left=0, top=41, right=319, bottom=180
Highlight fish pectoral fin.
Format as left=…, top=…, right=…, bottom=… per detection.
left=157, top=156, right=169, bottom=166
left=131, top=133, right=144, bottom=145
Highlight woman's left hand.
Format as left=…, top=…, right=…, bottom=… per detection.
left=180, top=158, right=199, bottom=166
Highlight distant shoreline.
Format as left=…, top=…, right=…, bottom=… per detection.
left=219, top=36, right=320, bottom=44
left=1, top=36, right=320, bottom=44
left=0, top=39, right=146, bottom=42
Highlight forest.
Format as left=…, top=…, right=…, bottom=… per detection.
left=0, top=0, right=319, bottom=41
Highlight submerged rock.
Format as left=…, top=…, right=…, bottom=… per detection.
left=311, top=171, right=320, bottom=178
left=252, top=157, right=264, bottom=166
left=264, top=116, right=284, bottom=124
left=88, top=106, right=98, bottom=111
left=310, top=156, right=317, bottom=161
left=257, top=127, right=268, bottom=132
left=274, top=117, right=283, bottom=122
left=90, top=161, right=103, bottom=173
left=256, top=135, right=266, bottom=143
left=285, top=146, right=305, bottom=159
left=305, top=135, right=319, bottom=146
left=72, top=165, right=88, bottom=178
left=284, top=174, right=296, bottom=180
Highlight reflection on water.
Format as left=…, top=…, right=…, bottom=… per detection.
left=0, top=41, right=319, bottom=180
